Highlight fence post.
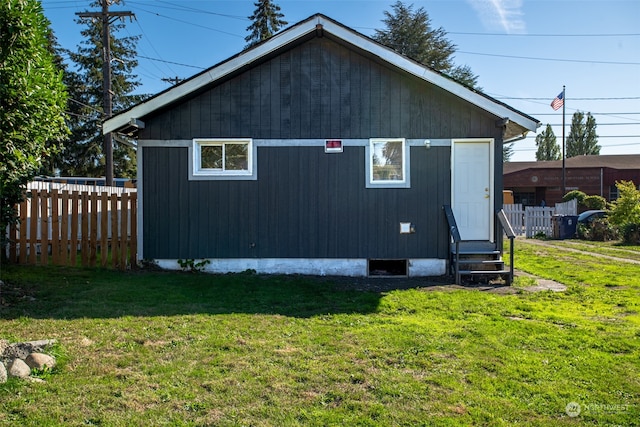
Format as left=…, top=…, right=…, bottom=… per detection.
left=61, top=191, right=70, bottom=266
left=90, top=192, right=98, bottom=267
left=119, top=192, right=129, bottom=270
left=110, top=193, right=119, bottom=269
left=100, top=192, right=109, bottom=267
left=81, top=191, right=89, bottom=267
left=70, top=191, right=79, bottom=266
left=129, top=192, right=137, bottom=267
left=40, top=190, right=49, bottom=266
left=51, top=190, right=60, bottom=265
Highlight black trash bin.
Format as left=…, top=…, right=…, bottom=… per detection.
left=558, top=215, right=579, bottom=239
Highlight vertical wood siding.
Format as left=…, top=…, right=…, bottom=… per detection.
left=143, top=146, right=452, bottom=260
left=139, top=35, right=504, bottom=260
left=139, top=37, right=498, bottom=141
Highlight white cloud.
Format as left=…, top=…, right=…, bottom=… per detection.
left=467, top=0, right=527, bottom=34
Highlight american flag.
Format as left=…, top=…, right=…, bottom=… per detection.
left=551, top=91, right=564, bottom=110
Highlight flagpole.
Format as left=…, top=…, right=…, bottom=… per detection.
left=562, top=85, right=566, bottom=196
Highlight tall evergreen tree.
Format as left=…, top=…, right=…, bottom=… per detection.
left=245, top=0, right=287, bottom=48
left=374, top=1, right=479, bottom=88
left=535, top=124, right=561, bottom=161
left=566, top=111, right=600, bottom=158
left=503, top=143, right=514, bottom=162
left=59, top=1, right=144, bottom=178
left=1, top=0, right=68, bottom=239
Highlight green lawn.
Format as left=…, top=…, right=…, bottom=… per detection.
left=0, top=242, right=639, bottom=426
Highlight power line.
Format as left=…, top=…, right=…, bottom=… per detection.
left=352, top=26, right=640, bottom=38
left=129, top=0, right=251, bottom=21
left=458, top=50, right=640, bottom=66
left=65, top=111, right=99, bottom=121
left=449, top=31, right=640, bottom=37
left=69, top=98, right=104, bottom=116
left=130, top=16, right=177, bottom=77
left=532, top=112, right=640, bottom=116
left=130, top=5, right=244, bottom=38
left=544, top=123, right=640, bottom=126
left=524, top=135, right=640, bottom=139
left=498, top=96, right=640, bottom=101
left=138, top=55, right=205, bottom=70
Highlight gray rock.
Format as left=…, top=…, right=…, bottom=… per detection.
left=24, top=339, right=57, bottom=351
left=1, top=339, right=56, bottom=361
left=0, top=361, right=7, bottom=383
left=25, top=353, right=56, bottom=370
left=7, top=358, right=31, bottom=378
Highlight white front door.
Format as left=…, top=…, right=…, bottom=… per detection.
left=452, top=139, right=494, bottom=241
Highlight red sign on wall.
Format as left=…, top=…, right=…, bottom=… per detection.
left=325, top=140, right=343, bottom=153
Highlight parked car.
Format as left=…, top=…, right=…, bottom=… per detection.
left=577, top=210, right=607, bottom=225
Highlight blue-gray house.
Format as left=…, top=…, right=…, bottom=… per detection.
left=104, top=14, right=539, bottom=277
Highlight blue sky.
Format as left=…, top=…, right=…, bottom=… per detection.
left=41, top=0, right=640, bottom=162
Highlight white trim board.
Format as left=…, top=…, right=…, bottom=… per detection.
left=152, top=258, right=446, bottom=277
left=136, top=145, right=144, bottom=261
left=104, top=15, right=539, bottom=137
left=137, top=139, right=452, bottom=148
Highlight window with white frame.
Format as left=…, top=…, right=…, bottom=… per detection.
left=367, top=138, right=409, bottom=188
left=192, top=138, right=253, bottom=177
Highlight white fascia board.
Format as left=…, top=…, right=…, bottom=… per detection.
left=320, top=18, right=539, bottom=133
left=103, top=18, right=321, bottom=135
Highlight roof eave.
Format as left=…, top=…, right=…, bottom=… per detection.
left=104, top=14, right=539, bottom=135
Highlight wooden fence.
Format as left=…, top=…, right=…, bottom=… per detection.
left=524, top=207, right=556, bottom=238
left=503, top=199, right=578, bottom=238
left=503, top=204, right=525, bottom=235
left=7, top=189, right=137, bottom=270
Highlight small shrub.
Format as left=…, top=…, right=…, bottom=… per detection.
left=619, top=223, right=640, bottom=244
left=578, top=218, right=618, bottom=242
left=177, top=259, right=211, bottom=273
left=563, top=190, right=586, bottom=204
left=533, top=231, right=549, bottom=240
left=608, top=180, right=640, bottom=226
left=582, top=195, right=607, bottom=210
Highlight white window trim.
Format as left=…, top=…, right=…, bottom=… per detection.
left=365, top=138, right=410, bottom=189
left=189, top=138, right=257, bottom=181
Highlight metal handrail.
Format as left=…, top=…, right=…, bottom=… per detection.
left=496, top=209, right=515, bottom=285
left=443, top=205, right=462, bottom=284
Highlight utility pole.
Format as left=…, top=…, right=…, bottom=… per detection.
left=76, top=0, right=134, bottom=186
left=161, top=77, right=184, bottom=85
left=561, top=85, right=566, bottom=196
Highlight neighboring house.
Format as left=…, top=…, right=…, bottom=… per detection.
left=104, top=14, right=539, bottom=277
left=504, top=155, right=640, bottom=207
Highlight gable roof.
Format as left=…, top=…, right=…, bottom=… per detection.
left=104, top=14, right=540, bottom=140
left=504, top=154, right=640, bottom=174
